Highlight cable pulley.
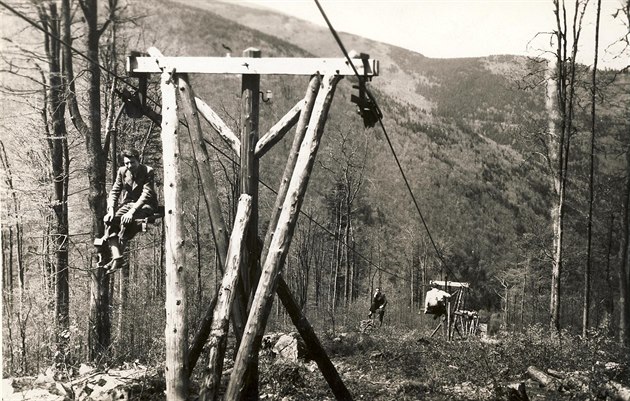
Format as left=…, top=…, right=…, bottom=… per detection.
left=351, top=82, right=382, bottom=128
left=349, top=53, right=382, bottom=128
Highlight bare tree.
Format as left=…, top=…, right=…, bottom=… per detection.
left=61, top=0, right=120, bottom=361
left=320, top=128, right=368, bottom=307
left=582, top=0, right=602, bottom=339
left=614, top=0, right=630, bottom=348
left=620, top=152, right=630, bottom=345
left=547, top=0, right=589, bottom=334
left=35, top=1, right=71, bottom=354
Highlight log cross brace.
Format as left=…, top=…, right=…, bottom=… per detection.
left=133, top=48, right=379, bottom=401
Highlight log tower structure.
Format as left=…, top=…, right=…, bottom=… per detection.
left=126, top=47, right=379, bottom=401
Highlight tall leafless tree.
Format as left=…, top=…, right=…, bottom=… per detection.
left=61, top=0, right=119, bottom=361
left=548, top=0, right=588, bottom=334
left=35, top=1, right=71, bottom=353
left=615, top=0, right=630, bottom=348
left=582, top=0, right=602, bottom=339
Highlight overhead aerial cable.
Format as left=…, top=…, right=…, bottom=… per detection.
left=312, top=0, right=381, bottom=127
left=313, top=0, right=459, bottom=283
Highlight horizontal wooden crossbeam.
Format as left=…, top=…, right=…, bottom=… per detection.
left=127, top=56, right=379, bottom=76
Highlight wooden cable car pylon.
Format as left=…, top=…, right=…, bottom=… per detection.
left=128, top=47, right=379, bottom=401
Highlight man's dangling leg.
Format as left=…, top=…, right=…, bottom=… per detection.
left=102, top=204, right=134, bottom=272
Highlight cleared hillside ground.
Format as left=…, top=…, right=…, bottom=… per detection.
left=255, top=327, right=629, bottom=400
left=4, top=326, right=628, bottom=401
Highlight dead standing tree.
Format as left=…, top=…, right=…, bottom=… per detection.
left=547, top=0, right=589, bottom=334
left=128, top=49, right=378, bottom=400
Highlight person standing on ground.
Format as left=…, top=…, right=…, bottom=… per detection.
left=369, top=287, right=388, bottom=326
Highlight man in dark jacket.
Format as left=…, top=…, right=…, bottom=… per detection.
left=102, top=148, right=158, bottom=271
left=369, top=287, right=388, bottom=326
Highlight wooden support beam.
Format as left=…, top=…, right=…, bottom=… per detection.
left=261, top=75, right=320, bottom=264
left=275, top=278, right=353, bottom=400
left=199, top=194, right=252, bottom=401
left=258, top=76, right=352, bottom=400
left=176, top=74, right=247, bottom=364
left=239, top=47, right=261, bottom=302
left=430, top=321, right=443, bottom=338
left=151, top=46, right=189, bottom=401
left=255, top=99, right=302, bottom=158
left=430, top=280, right=470, bottom=288
left=178, top=76, right=231, bottom=274
left=225, top=74, right=343, bottom=400
left=128, top=56, right=379, bottom=76
left=187, top=294, right=217, bottom=377
left=194, top=96, right=240, bottom=157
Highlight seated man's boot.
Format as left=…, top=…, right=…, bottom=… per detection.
left=105, top=257, right=124, bottom=275
left=96, top=247, right=112, bottom=267
left=107, top=236, right=124, bottom=261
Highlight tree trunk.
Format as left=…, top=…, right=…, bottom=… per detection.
left=344, top=197, right=351, bottom=307
left=620, top=150, right=630, bottom=346
left=62, top=0, right=111, bottom=361
left=604, top=213, right=615, bottom=333
left=583, top=0, right=602, bottom=338
left=332, top=201, right=342, bottom=312
left=547, top=55, right=563, bottom=334
left=548, top=0, right=587, bottom=335
left=39, top=2, right=71, bottom=350
left=117, top=258, right=129, bottom=347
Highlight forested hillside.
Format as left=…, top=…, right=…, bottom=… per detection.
left=2, top=0, right=629, bottom=390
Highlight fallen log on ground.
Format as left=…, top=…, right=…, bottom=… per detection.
left=527, top=366, right=556, bottom=388
left=603, top=380, right=630, bottom=401
left=527, top=365, right=630, bottom=401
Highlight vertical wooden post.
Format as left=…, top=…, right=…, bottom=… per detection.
left=240, top=47, right=261, bottom=305
left=153, top=47, right=189, bottom=401
left=225, top=74, right=343, bottom=400
left=240, top=47, right=261, bottom=399
left=446, top=299, right=452, bottom=341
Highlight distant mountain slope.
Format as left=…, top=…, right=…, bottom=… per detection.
left=129, top=0, right=627, bottom=315
left=130, top=0, right=550, bottom=306
left=169, top=0, right=543, bottom=145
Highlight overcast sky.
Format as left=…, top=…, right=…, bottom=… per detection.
left=225, top=0, right=629, bottom=69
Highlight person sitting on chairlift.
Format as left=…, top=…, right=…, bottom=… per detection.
left=101, top=148, right=158, bottom=273
left=424, top=285, right=451, bottom=318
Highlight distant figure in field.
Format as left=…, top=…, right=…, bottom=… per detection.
left=102, top=148, right=158, bottom=273
left=369, top=287, right=388, bottom=326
